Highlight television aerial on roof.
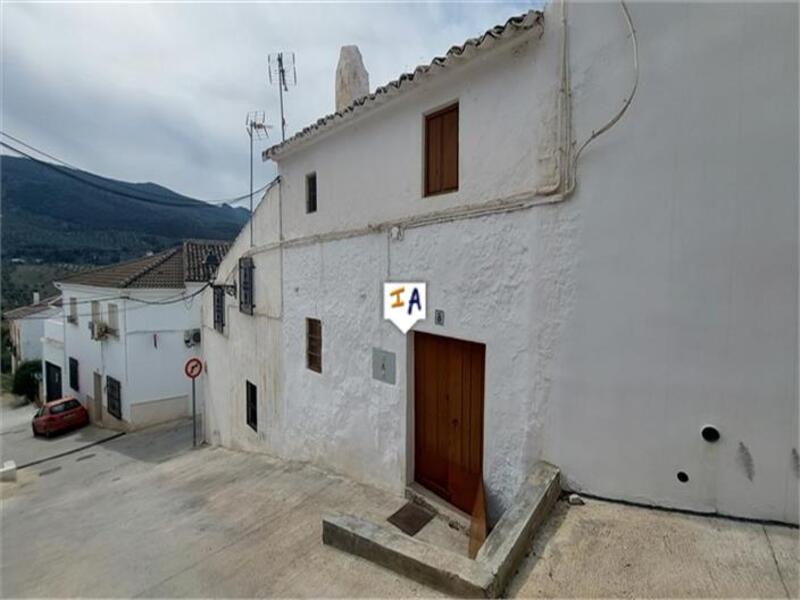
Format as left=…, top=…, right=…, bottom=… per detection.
left=268, top=52, right=297, bottom=142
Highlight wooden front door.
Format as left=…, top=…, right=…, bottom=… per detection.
left=414, top=332, right=485, bottom=513
left=44, top=362, right=62, bottom=402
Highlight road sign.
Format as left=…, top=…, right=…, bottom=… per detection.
left=185, top=357, right=203, bottom=379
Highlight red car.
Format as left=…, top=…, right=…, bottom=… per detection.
left=32, top=397, right=89, bottom=437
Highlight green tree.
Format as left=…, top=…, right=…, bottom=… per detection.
left=12, top=360, right=41, bottom=401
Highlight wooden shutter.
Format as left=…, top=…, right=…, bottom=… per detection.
left=425, top=103, right=459, bottom=196
left=213, top=286, right=225, bottom=332
left=306, top=318, right=322, bottom=373
left=239, top=257, right=254, bottom=315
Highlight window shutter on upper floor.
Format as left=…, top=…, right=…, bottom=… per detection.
left=425, top=103, right=459, bottom=196
left=239, top=257, right=254, bottom=315
left=213, top=286, right=225, bottom=332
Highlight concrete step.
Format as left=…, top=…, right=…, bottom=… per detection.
left=323, top=461, right=561, bottom=597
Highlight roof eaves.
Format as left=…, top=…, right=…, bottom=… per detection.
left=263, top=10, right=544, bottom=162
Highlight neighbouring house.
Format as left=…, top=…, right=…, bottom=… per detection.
left=201, top=1, right=797, bottom=525
left=53, top=240, right=229, bottom=429
left=4, top=293, right=61, bottom=374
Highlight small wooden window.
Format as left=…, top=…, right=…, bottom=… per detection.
left=246, top=380, right=257, bottom=431
left=424, top=103, right=459, bottom=196
left=306, top=173, right=317, bottom=214
left=107, top=303, right=119, bottom=335
left=239, top=257, right=254, bottom=315
left=107, top=376, right=121, bottom=419
left=306, top=318, right=322, bottom=373
left=68, top=357, right=79, bottom=391
left=68, top=297, right=78, bottom=324
left=213, top=286, right=225, bottom=332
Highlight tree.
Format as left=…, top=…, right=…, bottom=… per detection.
left=12, top=360, right=41, bottom=401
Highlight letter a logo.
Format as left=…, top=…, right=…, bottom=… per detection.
left=384, top=282, right=426, bottom=334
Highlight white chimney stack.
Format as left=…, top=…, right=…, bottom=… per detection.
left=335, top=45, right=369, bottom=113
left=32, top=291, right=40, bottom=305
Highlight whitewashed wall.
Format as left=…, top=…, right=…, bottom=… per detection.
left=541, top=1, right=798, bottom=524
left=203, top=1, right=798, bottom=524
left=12, top=316, right=47, bottom=367
left=203, top=185, right=283, bottom=451
left=59, top=284, right=204, bottom=427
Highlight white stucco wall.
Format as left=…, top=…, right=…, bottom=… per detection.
left=203, top=1, right=798, bottom=524
left=11, top=315, right=47, bottom=367
left=540, top=1, right=798, bottom=524
left=58, top=283, right=204, bottom=427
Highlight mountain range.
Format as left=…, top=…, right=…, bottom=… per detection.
left=1, top=155, right=249, bottom=265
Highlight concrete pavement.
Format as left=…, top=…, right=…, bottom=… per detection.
left=510, top=496, right=798, bottom=598
left=1, top=417, right=796, bottom=597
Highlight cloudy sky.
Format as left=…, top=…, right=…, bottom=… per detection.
left=2, top=1, right=534, bottom=206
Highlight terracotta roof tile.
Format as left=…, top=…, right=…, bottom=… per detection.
left=264, top=10, right=543, bottom=161
left=57, top=241, right=231, bottom=289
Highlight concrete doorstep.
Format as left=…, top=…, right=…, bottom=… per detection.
left=323, top=462, right=561, bottom=598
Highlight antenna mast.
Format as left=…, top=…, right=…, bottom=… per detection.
left=268, top=52, right=297, bottom=142
left=245, top=111, right=271, bottom=246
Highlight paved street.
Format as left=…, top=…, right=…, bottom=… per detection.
left=0, top=392, right=121, bottom=467
left=1, top=418, right=797, bottom=598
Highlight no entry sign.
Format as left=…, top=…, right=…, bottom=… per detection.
left=184, top=357, right=203, bottom=379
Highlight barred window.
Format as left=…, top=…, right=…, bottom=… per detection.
left=306, top=318, right=322, bottom=373
left=107, top=376, right=121, bottom=419
left=213, top=286, right=225, bottom=332
left=239, top=257, right=254, bottom=315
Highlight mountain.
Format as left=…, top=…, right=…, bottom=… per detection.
left=1, top=155, right=249, bottom=265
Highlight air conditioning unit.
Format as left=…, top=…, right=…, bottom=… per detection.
left=184, top=328, right=202, bottom=347
left=91, top=322, right=110, bottom=341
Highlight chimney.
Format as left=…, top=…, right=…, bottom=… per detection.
left=32, top=291, right=40, bottom=305
left=335, top=45, right=369, bottom=113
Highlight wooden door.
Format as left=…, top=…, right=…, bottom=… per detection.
left=45, top=362, right=62, bottom=402
left=93, top=373, right=103, bottom=423
left=414, top=332, right=485, bottom=513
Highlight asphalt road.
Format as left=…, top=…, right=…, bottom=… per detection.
left=0, top=393, right=121, bottom=467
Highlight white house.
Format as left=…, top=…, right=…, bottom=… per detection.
left=202, top=1, right=797, bottom=525
left=54, top=240, right=229, bottom=430
left=5, top=293, right=61, bottom=376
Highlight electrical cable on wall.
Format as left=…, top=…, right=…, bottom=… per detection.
left=565, top=0, right=639, bottom=195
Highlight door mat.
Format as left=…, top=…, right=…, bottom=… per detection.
left=387, top=502, right=436, bottom=536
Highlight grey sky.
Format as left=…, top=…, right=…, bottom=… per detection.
left=2, top=1, right=533, bottom=206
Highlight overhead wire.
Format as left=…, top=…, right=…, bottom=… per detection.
left=0, top=134, right=271, bottom=208
left=15, top=283, right=211, bottom=321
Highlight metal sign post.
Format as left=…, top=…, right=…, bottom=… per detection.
left=184, top=357, right=203, bottom=447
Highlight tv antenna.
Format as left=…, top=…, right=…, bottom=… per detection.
left=245, top=111, right=272, bottom=246
left=268, top=52, right=297, bottom=142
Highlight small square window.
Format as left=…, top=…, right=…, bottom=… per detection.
left=306, top=318, right=322, bottom=373
left=246, top=380, right=257, bottom=431
left=306, top=173, right=317, bottom=214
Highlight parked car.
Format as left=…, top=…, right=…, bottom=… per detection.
left=32, top=397, right=89, bottom=437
